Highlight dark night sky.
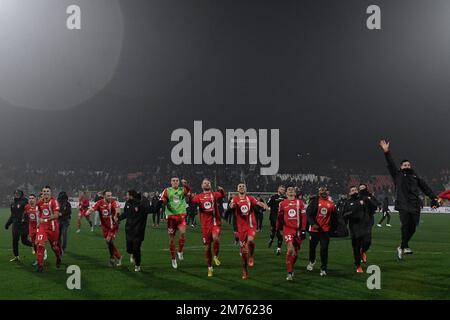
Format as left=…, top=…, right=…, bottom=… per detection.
left=0, top=0, right=448, bottom=174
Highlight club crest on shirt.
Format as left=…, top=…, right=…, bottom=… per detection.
left=288, top=209, right=297, bottom=217
left=204, top=201, right=212, bottom=210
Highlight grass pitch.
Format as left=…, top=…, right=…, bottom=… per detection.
left=0, top=209, right=449, bottom=300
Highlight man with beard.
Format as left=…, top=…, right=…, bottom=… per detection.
left=190, top=179, right=226, bottom=277
left=267, top=185, right=286, bottom=255
left=306, top=186, right=336, bottom=276
left=119, top=190, right=153, bottom=272
left=343, top=185, right=378, bottom=273
left=379, top=140, right=439, bottom=259
left=5, top=190, right=33, bottom=262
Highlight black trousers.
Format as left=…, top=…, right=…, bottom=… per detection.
left=399, top=210, right=420, bottom=249
left=126, top=237, right=143, bottom=267
left=256, top=212, right=264, bottom=231
left=152, top=211, right=160, bottom=225
left=351, top=233, right=372, bottom=266
left=12, top=223, right=32, bottom=257
left=378, top=210, right=391, bottom=225
left=59, top=222, right=70, bottom=251
left=309, top=232, right=330, bottom=271
left=269, top=213, right=283, bottom=248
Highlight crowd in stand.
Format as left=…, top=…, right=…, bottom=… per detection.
left=0, top=162, right=448, bottom=206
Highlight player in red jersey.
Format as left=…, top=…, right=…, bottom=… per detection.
left=306, top=186, right=336, bottom=276
left=277, top=185, right=307, bottom=281
left=190, top=178, right=226, bottom=277
left=438, top=190, right=450, bottom=204
left=87, top=190, right=122, bottom=267
left=36, top=186, right=62, bottom=272
left=76, top=192, right=93, bottom=233
left=24, top=194, right=38, bottom=253
left=229, top=183, right=268, bottom=280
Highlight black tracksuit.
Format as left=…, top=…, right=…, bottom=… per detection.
left=119, top=197, right=154, bottom=267
left=58, top=197, right=72, bottom=252
left=343, top=192, right=378, bottom=266
left=384, top=151, right=437, bottom=249
left=267, top=193, right=286, bottom=248
left=378, top=197, right=391, bottom=225
left=5, top=195, right=32, bottom=257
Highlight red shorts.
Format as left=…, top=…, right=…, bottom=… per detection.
left=167, top=214, right=187, bottom=235
left=201, top=225, right=221, bottom=245
left=36, top=224, right=59, bottom=246
left=78, top=208, right=90, bottom=217
left=238, top=227, right=256, bottom=246
left=29, top=227, right=37, bottom=243
left=101, top=225, right=118, bottom=241
left=283, top=227, right=302, bottom=248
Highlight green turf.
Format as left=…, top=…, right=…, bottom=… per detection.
left=0, top=208, right=449, bottom=300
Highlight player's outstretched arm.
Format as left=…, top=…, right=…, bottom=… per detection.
left=379, top=139, right=398, bottom=178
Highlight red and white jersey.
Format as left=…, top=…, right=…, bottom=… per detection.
left=37, top=198, right=60, bottom=231
left=277, top=198, right=306, bottom=230
left=78, top=197, right=90, bottom=210
left=24, top=203, right=39, bottom=230
left=439, top=190, right=450, bottom=201
left=309, top=198, right=335, bottom=232
left=191, top=190, right=225, bottom=227
left=231, top=194, right=258, bottom=231
left=92, top=199, right=120, bottom=229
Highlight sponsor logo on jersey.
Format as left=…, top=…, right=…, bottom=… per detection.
left=288, top=208, right=297, bottom=217
left=204, top=201, right=212, bottom=210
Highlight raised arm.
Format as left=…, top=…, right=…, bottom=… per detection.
left=379, top=140, right=398, bottom=179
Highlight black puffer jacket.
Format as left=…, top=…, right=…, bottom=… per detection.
left=120, top=196, right=154, bottom=242
left=6, top=191, right=28, bottom=229
left=384, top=152, right=437, bottom=212
left=342, top=193, right=378, bottom=238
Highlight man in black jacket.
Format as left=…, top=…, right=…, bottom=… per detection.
left=57, top=191, right=72, bottom=254
left=267, top=185, right=286, bottom=255
left=119, top=190, right=154, bottom=272
left=5, top=190, right=33, bottom=261
left=343, top=185, right=378, bottom=273
left=379, top=140, right=439, bottom=259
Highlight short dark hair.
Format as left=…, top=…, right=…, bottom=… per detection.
left=29, top=193, right=36, bottom=198
left=128, top=189, right=139, bottom=199
left=43, top=185, right=51, bottom=190
left=103, top=190, right=111, bottom=195
left=401, top=159, right=411, bottom=165
left=285, top=183, right=296, bottom=190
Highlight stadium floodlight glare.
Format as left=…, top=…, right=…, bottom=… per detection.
left=0, top=0, right=124, bottom=110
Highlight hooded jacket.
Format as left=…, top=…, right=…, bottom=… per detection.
left=119, top=195, right=154, bottom=242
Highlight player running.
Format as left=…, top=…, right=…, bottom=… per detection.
left=306, top=186, right=336, bottom=276
left=190, top=178, right=226, bottom=277
left=229, top=183, right=268, bottom=280
left=159, top=177, right=192, bottom=269
left=35, top=186, right=62, bottom=272
left=277, top=185, right=307, bottom=281
left=76, top=192, right=93, bottom=233
left=24, top=194, right=47, bottom=266
left=86, top=191, right=122, bottom=267
left=267, top=185, right=286, bottom=255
